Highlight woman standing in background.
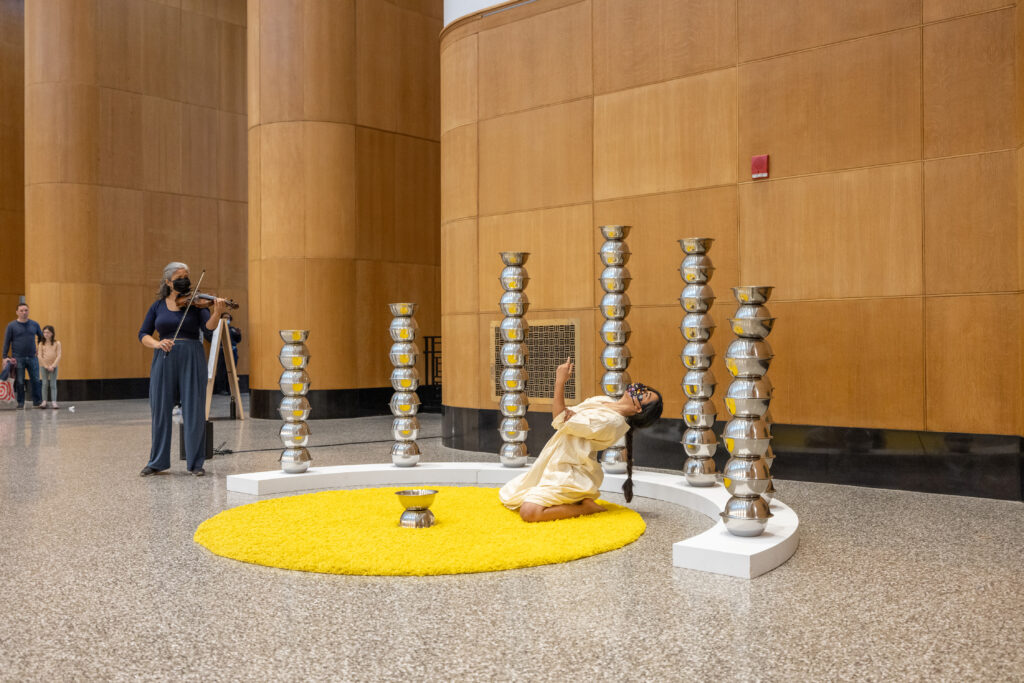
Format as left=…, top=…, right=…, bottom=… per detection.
left=38, top=325, right=60, bottom=408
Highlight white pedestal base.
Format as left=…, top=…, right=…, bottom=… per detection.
left=226, top=462, right=799, bottom=579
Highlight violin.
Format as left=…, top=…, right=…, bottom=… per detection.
left=175, top=291, right=239, bottom=310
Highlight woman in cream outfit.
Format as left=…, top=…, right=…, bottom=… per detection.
left=500, top=358, right=663, bottom=523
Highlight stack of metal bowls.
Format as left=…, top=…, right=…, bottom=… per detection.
left=498, top=253, right=530, bottom=467
left=720, top=286, right=776, bottom=536
left=278, top=330, right=312, bottom=473
left=596, top=225, right=632, bottom=474
left=388, top=303, right=422, bottom=467
left=678, top=238, right=719, bottom=486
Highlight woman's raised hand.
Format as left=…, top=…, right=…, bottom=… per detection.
left=556, top=356, right=574, bottom=384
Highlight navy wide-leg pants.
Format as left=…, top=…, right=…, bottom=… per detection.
left=147, top=340, right=207, bottom=471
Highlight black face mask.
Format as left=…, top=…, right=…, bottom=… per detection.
left=172, top=277, right=191, bottom=294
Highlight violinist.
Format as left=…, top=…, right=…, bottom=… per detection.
left=138, top=262, right=228, bottom=477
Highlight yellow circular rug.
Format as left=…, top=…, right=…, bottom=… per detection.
left=194, top=486, right=645, bottom=576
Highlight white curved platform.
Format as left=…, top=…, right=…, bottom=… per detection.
left=226, top=462, right=799, bottom=579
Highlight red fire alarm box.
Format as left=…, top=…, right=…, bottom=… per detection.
left=751, top=154, right=769, bottom=179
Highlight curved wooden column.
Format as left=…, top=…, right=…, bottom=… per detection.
left=248, top=0, right=442, bottom=417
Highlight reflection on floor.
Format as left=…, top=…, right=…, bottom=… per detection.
left=1, top=397, right=1021, bottom=680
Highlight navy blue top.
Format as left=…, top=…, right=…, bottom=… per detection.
left=139, top=299, right=211, bottom=343
left=3, top=319, right=43, bottom=357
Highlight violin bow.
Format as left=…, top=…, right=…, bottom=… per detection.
left=166, top=269, right=207, bottom=356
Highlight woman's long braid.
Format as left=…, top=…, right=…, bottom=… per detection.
left=622, top=429, right=634, bottom=502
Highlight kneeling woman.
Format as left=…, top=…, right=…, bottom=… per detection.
left=499, top=357, right=663, bottom=522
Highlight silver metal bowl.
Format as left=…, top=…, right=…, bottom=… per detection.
left=720, top=495, right=773, bottom=537
left=600, top=345, right=632, bottom=371
left=280, top=421, right=311, bottom=448
left=763, top=480, right=777, bottom=503
left=500, top=251, right=530, bottom=267
left=682, top=369, right=716, bottom=399
left=389, top=391, right=420, bottom=417
left=729, top=304, right=775, bottom=338
left=396, top=488, right=435, bottom=510
left=599, top=224, right=631, bottom=241
left=392, top=416, right=421, bottom=441
left=600, top=319, right=631, bottom=345
left=599, top=446, right=628, bottom=473
left=500, top=392, right=529, bottom=417
left=499, top=317, right=529, bottom=342
left=681, top=341, right=715, bottom=370
left=722, top=456, right=772, bottom=496
left=683, top=456, right=718, bottom=486
left=682, top=427, right=718, bottom=457
left=391, top=367, right=421, bottom=392
left=389, top=317, right=419, bottom=342
left=278, top=343, right=310, bottom=370
left=600, top=266, right=631, bottom=294
left=279, top=329, right=310, bottom=344
left=499, top=442, right=529, bottom=467
left=500, top=417, right=530, bottom=443
left=389, top=342, right=418, bottom=368
left=278, top=396, right=311, bottom=422
left=683, top=399, right=718, bottom=428
left=598, top=241, right=631, bottom=267
left=499, top=291, right=530, bottom=317
left=681, top=312, right=716, bottom=341
left=722, top=417, right=771, bottom=457
left=724, top=378, right=774, bottom=418
left=764, top=448, right=776, bottom=471
left=601, top=370, right=631, bottom=398
left=388, top=303, right=417, bottom=318
left=500, top=368, right=529, bottom=392
left=499, top=342, right=528, bottom=367
left=391, top=441, right=421, bottom=467
left=399, top=509, right=435, bottom=527
left=499, top=265, right=529, bottom=291
left=678, top=237, right=714, bottom=255
left=280, top=447, right=311, bottom=474
left=279, top=369, right=311, bottom=396
left=600, top=293, right=631, bottom=320
left=724, top=338, right=774, bottom=378
left=732, top=285, right=774, bottom=305
left=680, top=284, right=716, bottom=313
left=680, top=254, right=715, bottom=284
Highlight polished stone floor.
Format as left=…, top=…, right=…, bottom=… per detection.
left=1, top=397, right=1022, bottom=682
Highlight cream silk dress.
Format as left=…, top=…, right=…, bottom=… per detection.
left=499, top=395, right=629, bottom=509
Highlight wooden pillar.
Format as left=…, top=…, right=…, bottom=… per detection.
left=248, top=0, right=442, bottom=417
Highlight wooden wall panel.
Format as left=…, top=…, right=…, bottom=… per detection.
left=925, top=294, right=1021, bottom=434
left=478, top=0, right=591, bottom=118
left=355, top=126, right=396, bottom=261
left=96, top=186, right=145, bottom=286
left=737, top=0, right=920, bottom=62
left=258, top=123, right=305, bottom=259
left=25, top=0, right=96, bottom=85
left=0, top=0, right=23, bottom=309
left=257, top=0, right=303, bottom=124
left=924, top=151, right=1018, bottom=294
left=593, top=0, right=736, bottom=94
left=739, top=163, right=923, bottom=300
left=181, top=9, right=220, bottom=109
left=477, top=204, right=596, bottom=312
left=479, top=99, right=592, bottom=214
left=924, top=0, right=1011, bottom=22
left=141, top=1, right=181, bottom=101
left=217, top=200, right=248, bottom=291
left=394, top=135, right=441, bottom=266
left=441, top=219, right=479, bottom=315
left=769, top=297, right=926, bottom=430
left=594, top=186, right=739, bottom=307
left=219, top=19, right=245, bottom=114
left=25, top=83, right=99, bottom=185
left=141, top=96, right=182, bottom=194
left=441, top=123, right=477, bottom=222
left=923, top=9, right=1016, bottom=158
left=181, top=103, right=219, bottom=197
left=442, top=313, right=480, bottom=407
left=98, top=87, right=143, bottom=189
left=303, top=122, right=357, bottom=260
left=440, top=35, right=477, bottom=133
left=217, top=110, right=246, bottom=202
left=302, top=0, right=356, bottom=124
left=97, top=0, right=143, bottom=92
left=25, top=184, right=98, bottom=284
left=738, top=29, right=921, bottom=178
left=594, top=69, right=737, bottom=200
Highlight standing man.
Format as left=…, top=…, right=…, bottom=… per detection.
left=2, top=303, right=44, bottom=409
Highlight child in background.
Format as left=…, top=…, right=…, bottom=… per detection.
left=38, top=325, right=61, bottom=408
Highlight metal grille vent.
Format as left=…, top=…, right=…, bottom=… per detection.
left=492, top=321, right=577, bottom=401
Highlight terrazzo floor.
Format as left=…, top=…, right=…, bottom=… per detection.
left=1, top=397, right=1022, bottom=682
